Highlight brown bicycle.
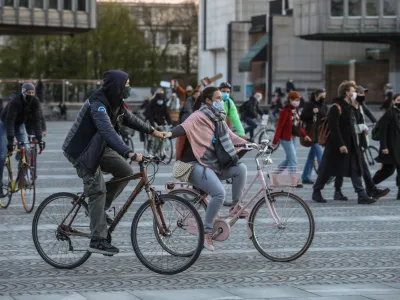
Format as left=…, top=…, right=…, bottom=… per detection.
left=32, top=155, right=204, bottom=275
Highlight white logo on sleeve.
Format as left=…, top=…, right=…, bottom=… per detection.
left=98, top=106, right=106, bottom=112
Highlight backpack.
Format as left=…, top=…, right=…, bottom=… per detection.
left=371, top=117, right=383, bottom=141
left=318, top=103, right=342, bottom=146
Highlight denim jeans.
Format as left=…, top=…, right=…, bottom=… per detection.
left=278, top=138, right=297, bottom=170
left=0, top=121, right=28, bottom=184
left=301, top=143, right=322, bottom=181
left=242, top=117, right=257, bottom=140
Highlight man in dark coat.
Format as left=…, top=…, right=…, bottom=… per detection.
left=312, top=80, right=376, bottom=204
left=63, top=70, right=165, bottom=255
left=373, top=93, right=400, bottom=200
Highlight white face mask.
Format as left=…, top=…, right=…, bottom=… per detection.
left=350, top=92, right=357, bottom=101
left=291, top=100, right=300, bottom=108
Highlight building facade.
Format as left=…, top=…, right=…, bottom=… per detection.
left=198, top=0, right=389, bottom=102
left=0, top=0, right=96, bottom=34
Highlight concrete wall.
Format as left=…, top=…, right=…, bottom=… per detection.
left=271, top=15, right=388, bottom=92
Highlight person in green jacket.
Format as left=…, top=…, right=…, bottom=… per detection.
left=219, top=82, right=246, bottom=138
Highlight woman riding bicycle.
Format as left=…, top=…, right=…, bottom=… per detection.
left=165, top=86, right=248, bottom=251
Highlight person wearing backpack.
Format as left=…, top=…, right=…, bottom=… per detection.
left=372, top=93, right=400, bottom=200
left=300, top=89, right=328, bottom=184
left=312, top=80, right=376, bottom=204
left=240, top=93, right=264, bottom=142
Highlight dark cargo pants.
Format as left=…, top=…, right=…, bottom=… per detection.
left=76, top=147, right=133, bottom=239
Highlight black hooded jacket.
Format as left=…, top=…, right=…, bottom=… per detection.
left=1, top=93, right=42, bottom=141
left=62, top=70, right=154, bottom=172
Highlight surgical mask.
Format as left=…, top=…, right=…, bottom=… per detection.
left=357, top=95, right=365, bottom=103
left=212, top=101, right=225, bottom=111
left=122, top=86, right=131, bottom=99
left=157, top=100, right=164, bottom=105
left=221, top=92, right=230, bottom=101
left=291, top=100, right=300, bottom=108
left=351, top=93, right=357, bottom=101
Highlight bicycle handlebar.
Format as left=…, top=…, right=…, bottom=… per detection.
left=129, top=154, right=167, bottom=166
left=13, top=141, right=46, bottom=155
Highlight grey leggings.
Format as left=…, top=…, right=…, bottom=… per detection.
left=188, top=163, right=247, bottom=232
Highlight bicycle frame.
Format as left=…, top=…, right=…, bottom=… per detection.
left=6, top=144, right=28, bottom=192
left=59, top=160, right=169, bottom=238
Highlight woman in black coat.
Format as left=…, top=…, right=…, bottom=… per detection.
left=312, top=81, right=376, bottom=204
left=373, top=94, right=400, bottom=200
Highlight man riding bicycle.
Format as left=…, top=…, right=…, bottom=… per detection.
left=0, top=83, right=44, bottom=197
left=62, top=70, right=165, bottom=256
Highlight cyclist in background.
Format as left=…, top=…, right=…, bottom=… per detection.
left=148, top=89, right=171, bottom=128
left=240, top=93, right=263, bottom=142
left=218, top=82, right=246, bottom=139
left=0, top=83, right=44, bottom=197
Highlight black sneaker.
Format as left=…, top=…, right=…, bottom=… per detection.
left=368, top=187, right=390, bottom=199
left=312, top=190, right=327, bottom=203
left=88, top=238, right=119, bottom=255
left=334, top=189, right=348, bottom=201
left=296, top=183, right=303, bottom=188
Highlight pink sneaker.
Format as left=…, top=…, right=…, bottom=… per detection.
left=229, top=204, right=250, bottom=219
left=204, top=232, right=214, bottom=251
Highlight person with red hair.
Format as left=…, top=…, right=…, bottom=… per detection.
left=272, top=91, right=311, bottom=187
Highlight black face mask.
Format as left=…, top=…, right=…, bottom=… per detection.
left=319, top=97, right=326, bottom=103
left=395, top=103, right=400, bottom=109
left=25, top=95, right=34, bottom=102
left=357, top=95, right=365, bottom=103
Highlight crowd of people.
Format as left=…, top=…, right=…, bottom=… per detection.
left=1, top=70, right=399, bottom=254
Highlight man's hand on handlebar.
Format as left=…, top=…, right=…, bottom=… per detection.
left=128, top=152, right=143, bottom=162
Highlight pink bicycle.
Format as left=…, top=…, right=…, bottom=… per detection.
left=166, top=141, right=315, bottom=262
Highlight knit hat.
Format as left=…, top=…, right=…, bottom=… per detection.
left=288, top=91, right=301, bottom=101
left=21, top=83, right=35, bottom=94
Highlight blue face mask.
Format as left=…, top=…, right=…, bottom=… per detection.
left=221, top=92, right=230, bottom=101
left=157, top=100, right=164, bottom=105
left=212, top=101, right=225, bottom=111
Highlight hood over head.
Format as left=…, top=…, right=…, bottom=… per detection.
left=102, top=70, right=129, bottom=108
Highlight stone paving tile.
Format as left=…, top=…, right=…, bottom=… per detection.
left=364, top=294, right=400, bottom=300
left=131, top=288, right=240, bottom=300
left=266, top=296, right=371, bottom=300
left=80, top=291, right=141, bottom=300
left=0, top=297, right=14, bottom=300
left=13, top=293, right=86, bottom=300
left=224, top=287, right=317, bottom=298
left=296, top=283, right=400, bottom=296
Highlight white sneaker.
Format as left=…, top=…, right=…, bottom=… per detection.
left=203, top=232, right=214, bottom=251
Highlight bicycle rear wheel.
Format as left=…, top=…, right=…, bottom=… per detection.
left=168, top=188, right=207, bottom=219
left=131, top=194, right=204, bottom=275
left=20, top=163, right=36, bottom=213
left=248, top=191, right=315, bottom=262
left=32, top=192, right=92, bottom=269
left=0, top=162, right=12, bottom=209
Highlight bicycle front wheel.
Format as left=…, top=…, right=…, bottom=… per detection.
left=131, top=194, right=204, bottom=275
left=0, top=162, right=12, bottom=209
left=20, top=163, right=36, bottom=213
left=258, top=129, right=278, bottom=148
left=365, top=146, right=379, bottom=167
left=32, top=192, right=92, bottom=269
left=248, top=191, right=315, bottom=262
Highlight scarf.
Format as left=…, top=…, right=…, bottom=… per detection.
left=199, top=104, right=238, bottom=170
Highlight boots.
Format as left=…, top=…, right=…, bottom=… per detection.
left=312, top=189, right=327, bottom=203
left=358, top=190, right=377, bottom=205
left=334, top=189, right=348, bottom=201
left=367, top=187, right=390, bottom=199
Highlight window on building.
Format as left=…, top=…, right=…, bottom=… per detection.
left=166, top=55, right=179, bottom=70
left=170, top=31, right=180, bottom=44
left=383, top=0, right=396, bottom=16
left=4, top=0, right=14, bottom=6
left=348, top=0, right=361, bottom=16
left=34, top=0, right=44, bottom=8
left=49, top=0, right=58, bottom=9
left=77, top=0, right=86, bottom=11
left=158, top=31, right=168, bottom=45
left=366, top=0, right=379, bottom=16
left=331, top=0, right=344, bottom=16
left=64, top=0, right=72, bottom=10
left=19, top=0, right=29, bottom=7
